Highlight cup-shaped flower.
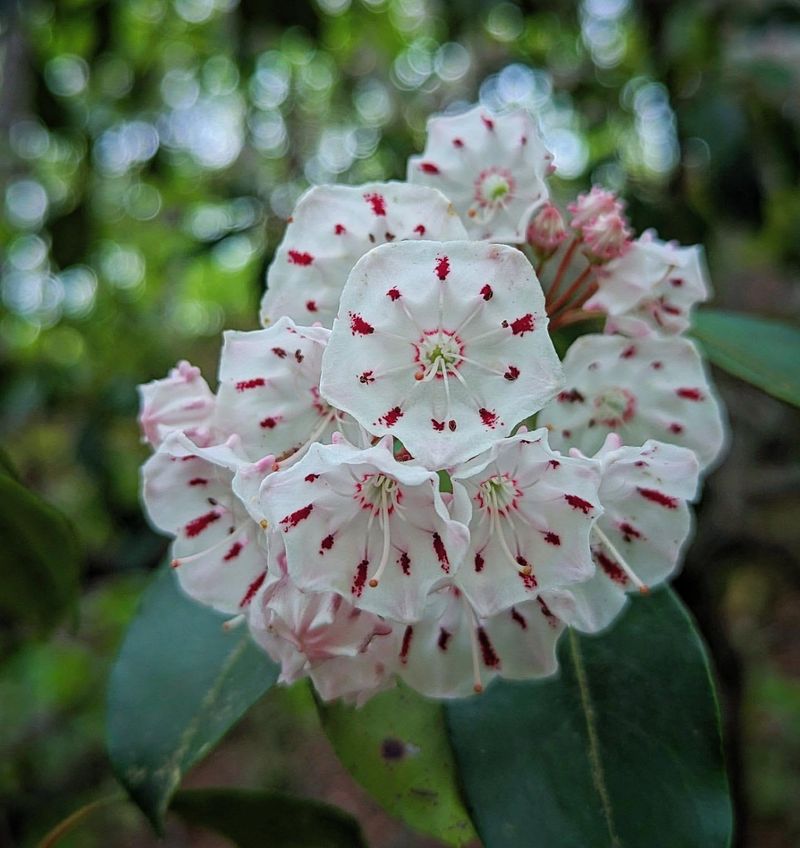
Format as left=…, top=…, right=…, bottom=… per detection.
left=407, top=105, right=553, bottom=242
left=142, top=433, right=267, bottom=614
left=581, top=210, right=632, bottom=264
left=544, top=435, right=700, bottom=632
left=397, top=585, right=565, bottom=698
left=526, top=202, right=567, bottom=258
left=214, top=317, right=362, bottom=463
left=320, top=240, right=563, bottom=469
left=450, top=430, right=601, bottom=617
left=257, top=436, right=470, bottom=623
left=537, top=334, right=726, bottom=470
left=138, top=360, right=216, bottom=449
left=585, top=232, right=711, bottom=336
left=260, top=182, right=467, bottom=329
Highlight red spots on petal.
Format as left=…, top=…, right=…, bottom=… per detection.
left=543, top=531, right=561, bottom=546
left=662, top=303, right=682, bottom=315
left=352, top=559, right=369, bottom=597
left=435, top=255, right=450, bottom=280
left=260, top=416, right=281, bottom=429
left=670, top=277, right=684, bottom=287
left=474, top=552, right=485, bottom=572
left=511, top=607, right=528, bottom=629
left=304, top=473, right=320, bottom=482
left=431, top=418, right=445, bottom=432
left=432, top=532, right=450, bottom=572
left=480, top=283, right=493, bottom=300
left=414, top=224, right=426, bottom=235
left=619, top=522, right=643, bottom=543
left=180, top=455, right=198, bottom=462
left=306, top=300, right=318, bottom=312
left=185, top=511, right=220, bottom=538
left=386, top=287, right=401, bottom=301
left=503, top=365, right=520, bottom=381
left=437, top=628, right=452, bottom=651
left=272, top=347, right=287, bottom=358
left=479, top=407, right=499, bottom=428
left=651, top=361, right=663, bottom=370
left=320, top=534, right=335, bottom=553
left=223, top=541, right=243, bottom=562
left=537, top=597, right=558, bottom=625
left=481, top=114, right=495, bottom=130
left=280, top=503, right=314, bottom=529
left=364, top=192, right=386, bottom=216
left=557, top=389, right=585, bottom=403
left=565, top=494, right=594, bottom=514
left=385, top=231, right=395, bottom=241
left=236, top=377, right=266, bottom=392
left=288, top=250, right=314, bottom=266
left=239, top=572, right=266, bottom=607
left=452, top=137, right=464, bottom=148
left=188, top=477, right=208, bottom=487
left=503, top=313, right=535, bottom=336
left=359, top=370, right=375, bottom=385
left=677, top=387, right=704, bottom=401
left=634, top=460, right=648, bottom=468
left=379, top=406, right=403, bottom=427
left=477, top=627, right=500, bottom=667
left=349, top=311, right=375, bottom=336
left=621, top=344, right=637, bottom=358
left=596, top=550, right=629, bottom=586
left=668, top=422, right=684, bottom=434
left=398, top=551, right=411, bottom=575
left=334, top=223, right=346, bottom=235
left=448, top=420, right=457, bottom=432
left=548, top=459, right=560, bottom=470
left=637, top=487, right=679, bottom=509
left=419, top=161, right=440, bottom=174
left=400, top=625, right=413, bottom=663
left=294, top=349, right=304, bottom=363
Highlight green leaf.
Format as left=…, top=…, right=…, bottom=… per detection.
left=692, top=309, right=800, bottom=407
left=446, top=589, right=732, bottom=848
left=107, top=568, right=278, bottom=829
left=0, top=473, right=81, bottom=638
left=318, top=683, right=477, bottom=847
left=170, top=788, right=368, bottom=848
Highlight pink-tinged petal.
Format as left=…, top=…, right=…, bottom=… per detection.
left=257, top=438, right=470, bottom=623
left=450, top=429, right=601, bottom=617
left=138, top=360, right=217, bottom=448
left=261, top=182, right=467, bottom=329
left=407, top=105, right=553, bottom=243
left=142, top=433, right=267, bottom=614
left=537, top=334, right=727, bottom=470
left=320, top=240, right=563, bottom=470
left=585, top=232, right=711, bottom=337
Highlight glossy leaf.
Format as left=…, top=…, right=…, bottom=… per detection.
left=446, top=589, right=732, bottom=848
left=318, top=684, right=477, bottom=847
left=693, top=309, right=800, bottom=407
left=171, top=788, right=368, bottom=848
left=0, top=472, right=81, bottom=638
left=107, top=568, right=278, bottom=829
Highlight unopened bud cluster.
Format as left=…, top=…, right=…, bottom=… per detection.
left=139, top=104, right=726, bottom=702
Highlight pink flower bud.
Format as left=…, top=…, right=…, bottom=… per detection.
left=581, top=210, right=632, bottom=264
left=526, top=203, right=567, bottom=258
left=568, top=186, right=623, bottom=230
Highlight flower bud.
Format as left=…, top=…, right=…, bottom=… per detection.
left=568, top=186, right=623, bottom=230
left=526, top=203, right=567, bottom=258
left=581, top=210, right=632, bottom=264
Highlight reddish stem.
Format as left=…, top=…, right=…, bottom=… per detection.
left=550, top=307, right=599, bottom=331
left=548, top=266, right=594, bottom=317
left=545, top=236, right=580, bottom=305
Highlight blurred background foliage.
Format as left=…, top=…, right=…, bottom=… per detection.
left=0, top=0, right=799, bottom=845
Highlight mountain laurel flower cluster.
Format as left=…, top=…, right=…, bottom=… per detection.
left=139, top=103, right=726, bottom=703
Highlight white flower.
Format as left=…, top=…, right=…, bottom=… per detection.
left=138, top=360, right=216, bottom=448
left=256, top=435, right=470, bottom=623
left=260, top=182, right=467, bottom=329
left=320, top=240, right=563, bottom=469
left=142, top=433, right=267, bottom=614
left=537, top=334, right=726, bottom=470
left=407, top=105, right=553, bottom=242
left=450, top=430, right=601, bottom=617
left=544, top=434, right=700, bottom=632
left=585, top=231, right=711, bottom=336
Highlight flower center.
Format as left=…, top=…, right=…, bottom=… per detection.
left=355, top=473, right=401, bottom=514
left=414, top=330, right=464, bottom=381
left=593, top=387, right=636, bottom=428
left=477, top=473, right=520, bottom=515
left=475, top=167, right=515, bottom=208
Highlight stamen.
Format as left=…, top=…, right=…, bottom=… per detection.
left=277, top=410, right=336, bottom=470
left=593, top=525, right=649, bottom=593
left=171, top=522, right=248, bottom=567
left=463, top=597, right=484, bottom=694
left=222, top=613, right=246, bottom=631
left=368, top=493, right=393, bottom=587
